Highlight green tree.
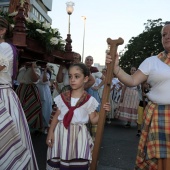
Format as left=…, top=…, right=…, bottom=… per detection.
left=119, top=19, right=165, bottom=73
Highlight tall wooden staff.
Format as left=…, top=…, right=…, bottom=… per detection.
left=90, top=37, right=124, bottom=170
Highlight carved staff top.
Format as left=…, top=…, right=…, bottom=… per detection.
left=90, top=37, right=124, bottom=170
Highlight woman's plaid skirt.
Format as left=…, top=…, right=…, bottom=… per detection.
left=135, top=101, right=170, bottom=169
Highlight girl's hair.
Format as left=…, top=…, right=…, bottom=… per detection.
left=69, top=63, right=90, bottom=77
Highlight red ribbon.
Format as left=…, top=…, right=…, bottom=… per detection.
left=61, top=91, right=90, bottom=129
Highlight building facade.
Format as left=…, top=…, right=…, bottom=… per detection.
left=0, top=0, right=9, bottom=12
left=0, top=0, right=53, bottom=24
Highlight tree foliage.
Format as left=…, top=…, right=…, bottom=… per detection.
left=119, top=19, right=166, bottom=73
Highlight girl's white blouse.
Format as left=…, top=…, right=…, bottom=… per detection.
left=54, top=95, right=99, bottom=124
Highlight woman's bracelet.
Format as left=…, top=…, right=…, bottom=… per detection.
left=115, top=66, right=120, bottom=75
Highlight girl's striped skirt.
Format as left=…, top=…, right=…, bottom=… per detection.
left=47, top=122, right=94, bottom=170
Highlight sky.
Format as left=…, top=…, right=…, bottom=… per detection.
left=48, top=0, right=169, bottom=65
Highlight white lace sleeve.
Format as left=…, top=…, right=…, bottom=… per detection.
left=0, top=42, right=13, bottom=72
left=87, top=97, right=99, bottom=114
left=0, top=53, right=9, bottom=72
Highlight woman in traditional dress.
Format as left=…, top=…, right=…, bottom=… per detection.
left=0, top=16, right=39, bottom=170
left=16, top=60, right=43, bottom=132
left=115, top=67, right=140, bottom=127
left=106, top=22, right=170, bottom=170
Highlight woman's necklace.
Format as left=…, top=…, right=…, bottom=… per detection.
left=167, top=53, right=170, bottom=59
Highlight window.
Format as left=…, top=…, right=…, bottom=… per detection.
left=39, top=14, right=45, bottom=22
left=3, top=6, right=9, bottom=12
left=32, top=7, right=39, bottom=18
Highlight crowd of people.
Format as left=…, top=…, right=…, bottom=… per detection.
left=1, top=15, right=170, bottom=170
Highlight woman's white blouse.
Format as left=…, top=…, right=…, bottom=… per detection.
left=139, top=55, right=170, bottom=104
left=54, top=95, right=99, bottom=124
left=0, top=42, right=13, bottom=86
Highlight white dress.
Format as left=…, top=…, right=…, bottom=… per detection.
left=47, top=95, right=99, bottom=161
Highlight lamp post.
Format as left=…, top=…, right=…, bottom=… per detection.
left=81, top=16, right=86, bottom=62
left=65, top=1, right=75, bottom=52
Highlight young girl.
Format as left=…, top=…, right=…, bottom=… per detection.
left=46, top=63, right=110, bottom=170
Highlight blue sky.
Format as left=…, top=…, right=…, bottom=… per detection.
left=49, top=0, right=169, bottom=65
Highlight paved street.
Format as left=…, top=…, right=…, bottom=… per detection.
left=32, top=119, right=139, bottom=170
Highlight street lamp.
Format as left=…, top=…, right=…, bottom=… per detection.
left=81, top=16, right=86, bottom=62
left=65, top=1, right=75, bottom=52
